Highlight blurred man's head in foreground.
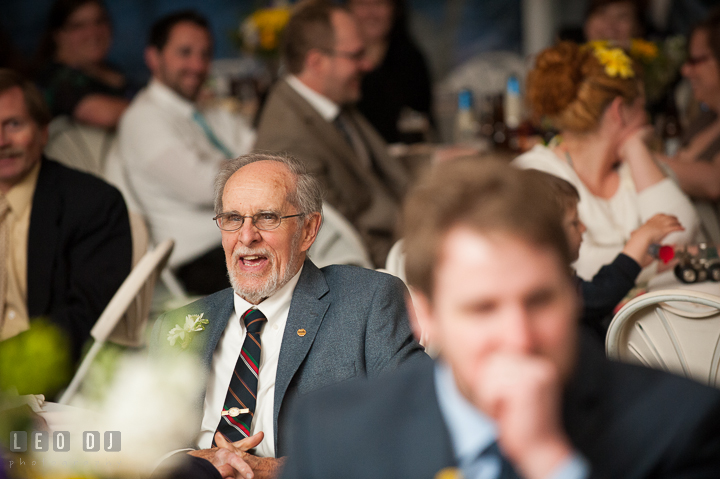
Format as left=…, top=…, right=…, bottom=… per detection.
left=403, top=158, right=580, bottom=401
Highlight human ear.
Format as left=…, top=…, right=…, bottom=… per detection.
left=607, top=96, right=626, bottom=126
left=305, top=49, right=329, bottom=75
left=411, top=291, right=437, bottom=349
left=299, top=212, right=322, bottom=252
left=145, top=47, right=160, bottom=74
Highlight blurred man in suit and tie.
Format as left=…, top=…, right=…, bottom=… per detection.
left=281, top=159, right=720, bottom=479
left=150, top=153, right=424, bottom=479
left=0, top=69, right=131, bottom=395
left=254, top=0, right=409, bottom=267
left=106, top=10, right=255, bottom=295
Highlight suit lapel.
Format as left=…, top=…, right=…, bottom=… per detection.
left=398, top=360, right=457, bottom=476
left=273, top=260, right=330, bottom=449
left=176, top=289, right=235, bottom=442
left=277, top=81, right=370, bottom=180
left=198, top=289, right=236, bottom=371
left=26, top=158, right=60, bottom=318
left=562, top=332, right=607, bottom=451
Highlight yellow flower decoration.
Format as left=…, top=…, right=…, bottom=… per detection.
left=593, top=45, right=635, bottom=79
left=251, top=8, right=291, bottom=52
left=630, top=38, right=659, bottom=60
left=585, top=40, right=610, bottom=51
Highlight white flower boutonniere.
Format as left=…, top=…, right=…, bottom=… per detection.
left=167, top=313, right=209, bottom=349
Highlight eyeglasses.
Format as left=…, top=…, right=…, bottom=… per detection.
left=319, top=47, right=366, bottom=62
left=213, top=212, right=305, bottom=231
left=686, top=54, right=712, bottom=66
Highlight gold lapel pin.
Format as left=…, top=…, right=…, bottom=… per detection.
left=297, top=329, right=307, bottom=337
left=222, top=407, right=249, bottom=417
left=435, top=468, right=464, bottom=479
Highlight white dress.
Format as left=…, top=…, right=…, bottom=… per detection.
left=513, top=145, right=699, bottom=280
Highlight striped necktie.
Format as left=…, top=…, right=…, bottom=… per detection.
left=192, top=110, right=235, bottom=158
left=214, top=308, right=267, bottom=444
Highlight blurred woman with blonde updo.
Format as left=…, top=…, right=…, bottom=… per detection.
left=513, top=41, right=698, bottom=281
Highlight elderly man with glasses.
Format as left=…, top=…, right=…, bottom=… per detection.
left=150, top=153, right=425, bottom=479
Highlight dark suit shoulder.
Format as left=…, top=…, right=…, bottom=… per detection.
left=603, top=358, right=720, bottom=424
left=150, top=288, right=234, bottom=357
left=320, top=264, right=407, bottom=292
left=303, top=353, right=433, bottom=412
left=566, top=339, right=720, bottom=478
left=163, top=288, right=234, bottom=317
left=40, top=157, right=125, bottom=202
left=36, top=157, right=129, bottom=227
left=283, top=358, right=452, bottom=479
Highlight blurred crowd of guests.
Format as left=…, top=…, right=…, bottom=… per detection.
left=0, top=0, right=718, bottom=355
left=0, top=0, right=719, bottom=371
left=3, top=0, right=720, bottom=478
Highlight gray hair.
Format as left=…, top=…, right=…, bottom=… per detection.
left=214, top=152, right=324, bottom=216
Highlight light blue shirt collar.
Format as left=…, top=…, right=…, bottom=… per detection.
left=434, top=361, right=497, bottom=468
left=434, top=361, right=590, bottom=479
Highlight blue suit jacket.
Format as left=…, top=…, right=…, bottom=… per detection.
left=150, top=259, right=426, bottom=455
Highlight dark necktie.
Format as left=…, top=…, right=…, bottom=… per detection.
left=333, top=111, right=373, bottom=169
left=213, top=308, right=267, bottom=444
left=486, top=441, right=522, bottom=479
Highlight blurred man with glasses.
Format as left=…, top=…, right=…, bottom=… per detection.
left=0, top=69, right=131, bottom=395
left=254, top=0, right=410, bottom=268
left=151, top=153, right=424, bottom=479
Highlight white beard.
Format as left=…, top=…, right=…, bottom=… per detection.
left=227, top=228, right=303, bottom=304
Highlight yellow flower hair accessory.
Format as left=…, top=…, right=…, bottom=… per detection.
left=586, top=40, right=610, bottom=51
left=591, top=44, right=635, bottom=79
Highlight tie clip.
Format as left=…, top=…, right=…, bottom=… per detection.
left=222, top=407, right=249, bottom=417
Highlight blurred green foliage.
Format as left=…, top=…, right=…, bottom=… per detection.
left=0, top=319, right=72, bottom=398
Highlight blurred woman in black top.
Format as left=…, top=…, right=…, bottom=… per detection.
left=348, top=0, right=434, bottom=144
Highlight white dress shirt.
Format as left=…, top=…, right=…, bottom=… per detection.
left=285, top=75, right=339, bottom=122
left=197, top=266, right=303, bottom=457
left=105, top=79, right=255, bottom=267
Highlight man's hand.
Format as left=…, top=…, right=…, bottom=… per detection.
left=472, top=353, right=574, bottom=479
left=188, top=432, right=264, bottom=479
left=215, top=432, right=286, bottom=479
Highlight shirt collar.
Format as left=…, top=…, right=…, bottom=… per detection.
left=434, top=360, right=497, bottom=467
left=285, top=75, right=340, bottom=122
left=232, top=264, right=304, bottom=326
left=146, top=78, right=196, bottom=119
left=4, top=160, right=41, bottom=216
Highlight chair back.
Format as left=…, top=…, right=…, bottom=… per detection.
left=128, top=210, right=150, bottom=267
left=58, top=240, right=174, bottom=404
left=384, top=239, right=406, bottom=283
left=45, top=116, right=114, bottom=176
left=308, top=202, right=372, bottom=268
left=606, top=289, right=720, bottom=387
left=101, top=239, right=174, bottom=347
